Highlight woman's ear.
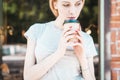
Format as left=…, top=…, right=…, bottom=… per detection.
left=82, top=0, right=85, bottom=8
left=54, top=2, right=58, bottom=9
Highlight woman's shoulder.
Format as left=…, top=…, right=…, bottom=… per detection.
left=29, top=23, right=45, bottom=30
left=30, top=21, right=53, bottom=30
left=81, top=31, right=93, bottom=40
left=24, top=21, right=53, bottom=40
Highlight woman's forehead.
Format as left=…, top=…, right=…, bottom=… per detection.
left=57, top=0, right=82, bottom=2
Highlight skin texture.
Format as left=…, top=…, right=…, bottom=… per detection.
left=24, top=0, right=96, bottom=80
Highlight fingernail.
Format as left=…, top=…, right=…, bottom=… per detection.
left=74, top=41, right=77, bottom=43
left=69, top=26, right=72, bottom=28
left=75, top=30, right=78, bottom=32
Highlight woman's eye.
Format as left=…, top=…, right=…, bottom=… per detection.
left=63, top=4, right=70, bottom=7
left=75, top=3, right=81, bottom=6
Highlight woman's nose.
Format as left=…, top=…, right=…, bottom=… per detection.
left=69, top=7, right=76, bottom=15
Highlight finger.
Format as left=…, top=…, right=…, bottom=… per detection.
left=72, top=42, right=83, bottom=47
left=76, top=35, right=84, bottom=43
left=67, top=41, right=75, bottom=46
left=63, top=25, right=79, bottom=35
left=64, top=25, right=72, bottom=31
left=76, top=30, right=82, bottom=37
left=64, top=30, right=77, bottom=38
left=63, top=26, right=72, bottom=34
left=67, top=41, right=83, bottom=47
left=65, top=35, right=76, bottom=42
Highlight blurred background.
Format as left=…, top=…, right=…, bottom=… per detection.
left=0, top=0, right=99, bottom=80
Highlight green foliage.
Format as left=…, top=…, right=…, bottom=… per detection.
left=3, top=0, right=98, bottom=43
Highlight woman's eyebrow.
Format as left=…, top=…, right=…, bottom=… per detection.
left=62, top=0, right=82, bottom=3
left=62, top=1, right=70, bottom=3
left=76, top=0, right=82, bottom=2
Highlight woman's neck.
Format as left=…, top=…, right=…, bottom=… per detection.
left=54, top=17, right=65, bottom=30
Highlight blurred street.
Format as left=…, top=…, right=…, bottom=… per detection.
left=2, top=44, right=25, bottom=80
left=3, top=56, right=24, bottom=80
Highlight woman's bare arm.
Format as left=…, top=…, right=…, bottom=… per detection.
left=78, top=56, right=96, bottom=80
left=23, top=39, right=66, bottom=80
left=87, top=57, right=96, bottom=80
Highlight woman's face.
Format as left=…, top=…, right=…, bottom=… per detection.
left=54, top=0, right=84, bottom=20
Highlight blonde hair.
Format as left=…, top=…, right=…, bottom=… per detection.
left=49, top=0, right=58, bottom=17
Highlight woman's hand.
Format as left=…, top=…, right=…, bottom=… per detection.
left=63, top=25, right=86, bottom=58
left=57, top=25, right=86, bottom=58
left=72, top=30, right=86, bottom=58
left=57, top=26, right=71, bottom=51
left=57, top=26, right=77, bottom=54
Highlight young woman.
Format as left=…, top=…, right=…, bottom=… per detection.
left=23, top=0, right=97, bottom=80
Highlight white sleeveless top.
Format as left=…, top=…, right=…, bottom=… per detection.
left=24, top=21, right=97, bottom=80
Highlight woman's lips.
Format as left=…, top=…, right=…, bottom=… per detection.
left=68, top=17, right=76, bottom=19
